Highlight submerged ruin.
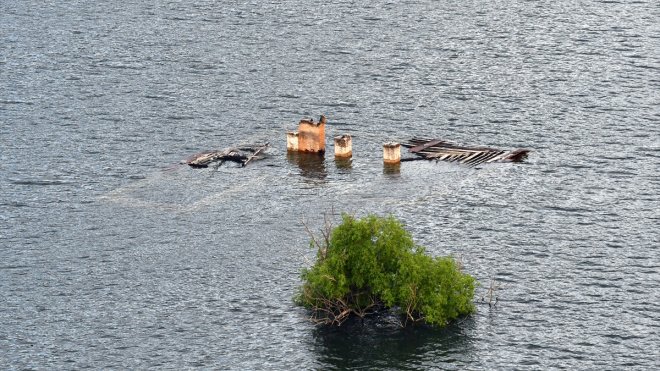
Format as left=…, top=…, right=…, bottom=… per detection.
left=402, top=138, right=529, bottom=166
left=287, top=115, right=327, bottom=154
left=183, top=116, right=530, bottom=172
left=185, top=143, right=269, bottom=168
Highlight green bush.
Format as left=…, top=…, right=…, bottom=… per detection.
left=295, top=214, right=476, bottom=327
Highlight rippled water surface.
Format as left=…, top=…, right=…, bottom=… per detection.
left=1, top=0, right=659, bottom=369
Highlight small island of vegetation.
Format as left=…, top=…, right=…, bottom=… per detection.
left=296, top=214, right=476, bottom=327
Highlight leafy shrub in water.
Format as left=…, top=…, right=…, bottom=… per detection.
left=295, top=214, right=476, bottom=327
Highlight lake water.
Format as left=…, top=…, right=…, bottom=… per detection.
left=1, top=0, right=658, bottom=369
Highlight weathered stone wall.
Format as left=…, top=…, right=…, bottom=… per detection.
left=297, top=115, right=326, bottom=153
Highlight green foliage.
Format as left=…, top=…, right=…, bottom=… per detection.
left=295, top=214, right=476, bottom=327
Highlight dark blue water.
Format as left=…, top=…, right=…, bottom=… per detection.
left=1, top=0, right=658, bottom=369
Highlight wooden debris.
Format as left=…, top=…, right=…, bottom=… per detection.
left=402, top=138, right=529, bottom=166
left=185, top=143, right=269, bottom=168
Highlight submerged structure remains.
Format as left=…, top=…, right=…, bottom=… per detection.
left=334, top=135, right=352, bottom=158
left=185, top=143, right=269, bottom=168
left=383, top=142, right=401, bottom=164
left=183, top=116, right=529, bottom=173
left=287, top=115, right=326, bottom=154
left=402, top=138, right=529, bottom=166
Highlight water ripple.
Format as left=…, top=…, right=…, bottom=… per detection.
left=1, top=0, right=658, bottom=369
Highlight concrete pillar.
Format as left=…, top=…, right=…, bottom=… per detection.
left=297, top=115, right=326, bottom=153
left=286, top=132, right=299, bottom=152
left=383, top=142, right=401, bottom=164
left=334, top=135, right=352, bottom=158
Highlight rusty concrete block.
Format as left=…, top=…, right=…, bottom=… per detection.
left=383, top=142, right=401, bottom=164
left=287, top=131, right=299, bottom=152
left=334, top=134, right=352, bottom=158
left=297, top=115, right=326, bottom=153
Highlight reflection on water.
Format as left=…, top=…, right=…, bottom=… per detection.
left=287, top=151, right=327, bottom=181
left=383, top=162, right=401, bottom=176
left=313, top=315, right=475, bottom=369
left=334, top=157, right=353, bottom=171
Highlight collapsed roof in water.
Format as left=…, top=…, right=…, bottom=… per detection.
left=185, top=143, right=269, bottom=168
left=402, top=138, right=529, bottom=166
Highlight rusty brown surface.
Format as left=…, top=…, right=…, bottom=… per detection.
left=297, top=115, right=326, bottom=153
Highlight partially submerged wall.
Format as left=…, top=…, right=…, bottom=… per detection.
left=297, top=115, right=326, bottom=153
